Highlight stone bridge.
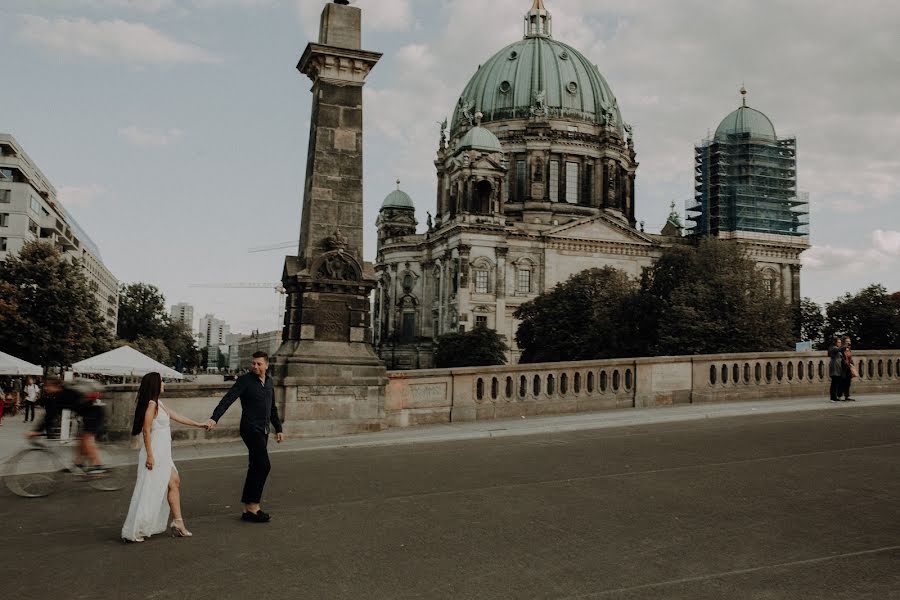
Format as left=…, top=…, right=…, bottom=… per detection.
left=99, top=350, right=900, bottom=441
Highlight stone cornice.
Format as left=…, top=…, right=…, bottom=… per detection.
left=297, top=43, right=382, bottom=84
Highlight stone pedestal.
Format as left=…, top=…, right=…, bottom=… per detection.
left=273, top=0, right=387, bottom=437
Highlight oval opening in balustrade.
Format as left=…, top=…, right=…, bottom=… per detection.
left=896, top=359, right=900, bottom=378
left=710, top=365, right=717, bottom=385
left=743, top=363, right=751, bottom=383
left=732, top=364, right=740, bottom=385
left=533, top=375, right=541, bottom=396
left=506, top=376, right=513, bottom=399
left=600, top=371, right=608, bottom=392
left=547, top=374, right=556, bottom=395
left=755, top=363, right=762, bottom=383
left=519, top=375, right=527, bottom=398
left=808, top=361, right=815, bottom=381
left=560, top=373, right=568, bottom=395
left=766, top=363, right=774, bottom=382
left=878, top=360, right=884, bottom=378
left=787, top=362, right=794, bottom=381
left=574, top=372, right=582, bottom=394
left=868, top=360, right=875, bottom=378
left=798, top=361, right=805, bottom=380
left=625, top=369, right=633, bottom=391
left=491, top=377, right=499, bottom=400
left=776, top=362, right=784, bottom=381
left=818, top=361, right=825, bottom=380
left=476, top=378, right=484, bottom=401
left=613, top=370, right=621, bottom=391
left=721, top=364, right=728, bottom=384
left=889, top=360, right=894, bottom=378
left=587, top=371, right=595, bottom=393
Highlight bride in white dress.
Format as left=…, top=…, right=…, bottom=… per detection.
left=121, top=372, right=207, bottom=542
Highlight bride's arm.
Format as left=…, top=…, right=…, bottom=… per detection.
left=166, top=407, right=207, bottom=428
left=143, top=401, right=156, bottom=470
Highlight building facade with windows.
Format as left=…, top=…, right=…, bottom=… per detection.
left=198, top=313, right=230, bottom=349
left=170, top=302, right=195, bottom=331
left=373, top=1, right=808, bottom=369
left=687, top=89, right=810, bottom=304
left=0, top=133, right=119, bottom=332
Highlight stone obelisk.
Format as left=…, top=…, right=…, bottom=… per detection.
left=273, top=0, right=387, bottom=436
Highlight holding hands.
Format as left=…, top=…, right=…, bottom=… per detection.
left=204, top=419, right=217, bottom=432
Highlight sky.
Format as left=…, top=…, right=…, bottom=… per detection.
left=2, top=0, right=898, bottom=334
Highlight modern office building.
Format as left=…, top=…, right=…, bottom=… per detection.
left=0, top=133, right=119, bottom=332
left=170, top=302, right=194, bottom=331
left=198, top=313, right=230, bottom=348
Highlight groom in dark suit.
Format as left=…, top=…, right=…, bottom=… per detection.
left=207, top=351, right=283, bottom=522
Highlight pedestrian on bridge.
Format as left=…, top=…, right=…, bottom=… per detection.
left=206, top=351, right=284, bottom=523
left=828, top=337, right=845, bottom=402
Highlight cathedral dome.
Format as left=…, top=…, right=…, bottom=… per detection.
left=715, top=91, right=776, bottom=141
left=450, top=1, right=624, bottom=137
left=381, top=184, right=414, bottom=210
left=457, top=125, right=502, bottom=153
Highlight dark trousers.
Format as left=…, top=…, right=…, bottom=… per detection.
left=240, top=429, right=271, bottom=504
left=23, top=402, right=36, bottom=421
left=841, top=375, right=852, bottom=399
left=830, top=376, right=843, bottom=400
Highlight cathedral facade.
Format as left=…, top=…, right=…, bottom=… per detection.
left=373, top=1, right=808, bottom=369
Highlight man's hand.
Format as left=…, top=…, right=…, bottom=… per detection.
left=276, top=433, right=284, bottom=443
left=205, top=419, right=216, bottom=431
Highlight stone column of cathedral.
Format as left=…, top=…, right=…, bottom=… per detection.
left=273, top=0, right=387, bottom=437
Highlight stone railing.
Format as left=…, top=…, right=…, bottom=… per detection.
left=385, top=350, right=900, bottom=426
left=97, top=351, right=900, bottom=441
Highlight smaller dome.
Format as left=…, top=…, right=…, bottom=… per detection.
left=715, top=105, right=776, bottom=141
left=381, top=187, right=414, bottom=210
left=457, top=126, right=502, bottom=153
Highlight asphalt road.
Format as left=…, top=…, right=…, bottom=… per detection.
left=2, top=403, right=899, bottom=600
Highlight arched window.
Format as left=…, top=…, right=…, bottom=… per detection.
left=474, top=180, right=493, bottom=215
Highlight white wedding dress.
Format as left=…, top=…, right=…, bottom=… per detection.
left=121, top=401, right=176, bottom=541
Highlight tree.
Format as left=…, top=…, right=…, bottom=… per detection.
left=824, top=285, right=900, bottom=349
left=798, top=298, right=826, bottom=348
left=116, top=282, right=199, bottom=368
left=514, top=267, right=639, bottom=363
left=0, top=241, right=113, bottom=367
left=117, top=283, right=169, bottom=341
left=654, top=238, right=795, bottom=354
left=434, top=327, right=508, bottom=368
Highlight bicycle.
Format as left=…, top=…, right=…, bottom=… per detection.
left=3, top=435, right=129, bottom=498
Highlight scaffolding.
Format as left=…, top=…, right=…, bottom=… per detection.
left=687, top=132, right=808, bottom=238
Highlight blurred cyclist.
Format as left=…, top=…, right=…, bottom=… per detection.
left=29, top=378, right=106, bottom=472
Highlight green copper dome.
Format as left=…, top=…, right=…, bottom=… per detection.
left=715, top=101, right=777, bottom=141
left=381, top=186, right=414, bottom=210
left=450, top=3, right=624, bottom=136
left=457, top=126, right=503, bottom=153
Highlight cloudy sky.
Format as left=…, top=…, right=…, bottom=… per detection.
left=2, top=0, right=898, bottom=334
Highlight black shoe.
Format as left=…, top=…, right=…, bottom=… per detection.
left=241, top=511, right=271, bottom=523
left=844, top=397, right=856, bottom=402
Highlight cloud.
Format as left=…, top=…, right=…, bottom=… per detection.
left=191, top=0, right=279, bottom=8
left=118, top=126, right=185, bottom=146
left=18, top=15, right=222, bottom=66
left=58, top=184, right=107, bottom=208
left=296, top=0, right=413, bottom=39
left=38, top=0, right=177, bottom=11
left=872, top=230, right=900, bottom=256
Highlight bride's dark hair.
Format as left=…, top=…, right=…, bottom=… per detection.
left=131, top=372, right=162, bottom=436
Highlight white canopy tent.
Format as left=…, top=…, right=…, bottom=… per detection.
left=0, top=350, right=43, bottom=376
left=71, top=346, right=184, bottom=380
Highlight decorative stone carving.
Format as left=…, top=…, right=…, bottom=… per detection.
left=322, top=228, right=349, bottom=252
left=314, top=251, right=360, bottom=282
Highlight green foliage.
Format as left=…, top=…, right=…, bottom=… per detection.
left=798, top=298, right=826, bottom=348
left=653, top=238, right=795, bottom=355
left=824, top=285, right=900, bottom=349
left=515, top=267, right=639, bottom=363
left=0, top=241, right=113, bottom=367
left=514, top=238, right=796, bottom=363
left=116, top=282, right=198, bottom=368
left=434, top=327, right=508, bottom=368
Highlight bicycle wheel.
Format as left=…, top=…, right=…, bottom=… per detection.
left=3, top=448, right=64, bottom=498
left=87, top=465, right=128, bottom=492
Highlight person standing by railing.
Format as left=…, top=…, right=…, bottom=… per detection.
left=841, top=337, right=856, bottom=402
left=828, top=337, right=844, bottom=402
left=23, top=376, right=40, bottom=422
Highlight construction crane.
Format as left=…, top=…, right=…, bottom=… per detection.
left=189, top=283, right=286, bottom=329
left=247, top=242, right=295, bottom=254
